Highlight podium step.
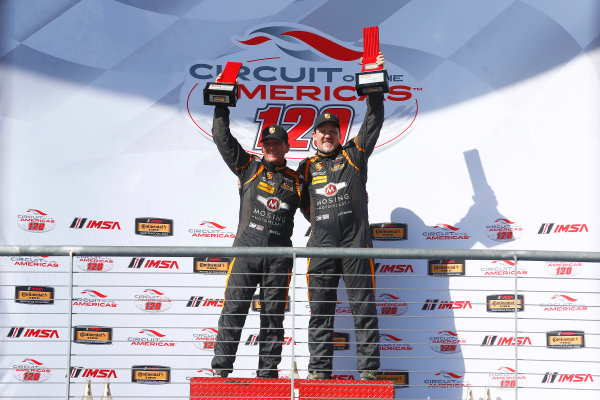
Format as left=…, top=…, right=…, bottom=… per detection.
left=190, top=377, right=394, bottom=400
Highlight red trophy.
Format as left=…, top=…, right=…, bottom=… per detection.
left=355, top=26, right=389, bottom=95
left=203, top=61, right=242, bottom=106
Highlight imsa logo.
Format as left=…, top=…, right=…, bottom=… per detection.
left=71, top=366, right=117, bottom=379
left=7, top=327, right=59, bottom=339
left=128, top=258, right=180, bottom=269
left=70, top=218, right=121, bottom=230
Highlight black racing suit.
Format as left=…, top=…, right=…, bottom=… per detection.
left=298, top=93, right=384, bottom=375
left=210, top=106, right=303, bottom=378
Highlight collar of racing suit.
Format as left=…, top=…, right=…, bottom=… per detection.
left=261, top=158, right=287, bottom=171
left=316, top=144, right=341, bottom=158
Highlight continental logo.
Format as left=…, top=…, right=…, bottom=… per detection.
left=376, top=370, right=409, bottom=387
left=312, top=175, right=327, bottom=185
left=131, top=365, right=171, bottom=384
left=251, top=294, right=290, bottom=312
left=73, top=326, right=113, bottom=345
left=546, top=331, right=585, bottom=348
left=370, top=223, right=407, bottom=241
left=257, top=181, right=274, bottom=194
left=135, top=218, right=173, bottom=236
left=428, top=259, right=465, bottom=276
left=333, top=332, right=350, bottom=351
left=14, top=286, right=54, bottom=304
left=487, top=294, right=524, bottom=312
left=193, top=257, right=230, bottom=274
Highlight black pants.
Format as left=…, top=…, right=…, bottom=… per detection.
left=306, top=256, right=380, bottom=374
left=211, top=256, right=291, bottom=378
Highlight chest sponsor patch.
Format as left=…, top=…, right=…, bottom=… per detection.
left=331, top=163, right=344, bottom=171
left=312, top=176, right=327, bottom=185
left=257, top=195, right=290, bottom=211
left=257, top=181, right=274, bottom=194
left=315, top=182, right=347, bottom=197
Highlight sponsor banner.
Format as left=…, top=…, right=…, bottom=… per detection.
left=188, top=221, right=236, bottom=239
left=481, top=335, right=532, bottom=346
left=376, top=370, right=409, bottom=388
left=70, top=366, right=117, bottom=379
left=14, top=286, right=54, bottom=305
left=244, top=334, right=294, bottom=346
left=422, top=299, right=472, bottom=311
left=541, top=372, right=594, bottom=384
left=70, top=217, right=121, bottom=230
left=7, top=327, right=60, bottom=340
left=375, top=263, right=414, bottom=274
left=479, top=260, right=527, bottom=276
left=489, top=366, right=527, bottom=389
left=72, top=289, right=118, bottom=308
left=333, top=332, right=350, bottom=351
left=428, top=331, right=466, bottom=354
left=16, top=209, right=56, bottom=233
left=5, top=256, right=60, bottom=269
left=128, top=257, right=181, bottom=270
left=134, top=289, right=172, bottom=313
left=193, top=257, right=231, bottom=274
left=423, top=224, right=470, bottom=241
left=544, top=261, right=584, bottom=277
left=540, top=294, right=588, bottom=312
left=193, top=328, right=218, bottom=351
left=379, top=334, right=413, bottom=351
left=425, top=371, right=471, bottom=389
left=73, top=326, right=112, bottom=345
left=129, top=329, right=176, bottom=347
left=12, top=358, right=51, bottom=382
left=186, top=296, right=224, bottom=308
left=135, top=218, right=173, bottom=236
left=428, top=259, right=465, bottom=276
left=485, top=219, right=523, bottom=242
left=76, top=256, right=115, bottom=272
left=546, top=331, right=585, bottom=349
left=538, top=223, right=589, bottom=234
left=131, top=365, right=171, bottom=384
left=370, top=223, right=407, bottom=241
left=486, top=294, right=524, bottom=312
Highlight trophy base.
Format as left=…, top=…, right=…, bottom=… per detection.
left=355, top=70, right=389, bottom=96
left=203, top=82, right=238, bottom=106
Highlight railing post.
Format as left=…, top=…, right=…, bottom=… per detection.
left=291, top=250, right=297, bottom=400
left=513, top=254, right=519, bottom=400
left=66, top=251, right=75, bottom=400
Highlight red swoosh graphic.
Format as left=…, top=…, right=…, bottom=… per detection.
left=140, top=329, right=166, bottom=337
left=27, top=209, right=47, bottom=216
left=145, top=289, right=165, bottom=295
left=379, top=293, right=400, bottom=300
left=495, top=219, right=515, bottom=224
left=24, top=359, right=43, bottom=365
left=439, top=331, right=458, bottom=336
left=239, top=36, right=272, bottom=45
left=434, top=224, right=460, bottom=231
left=81, top=290, right=107, bottom=298
left=200, top=221, right=226, bottom=229
left=281, top=31, right=362, bottom=61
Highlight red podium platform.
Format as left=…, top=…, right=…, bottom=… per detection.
left=190, top=377, right=394, bottom=400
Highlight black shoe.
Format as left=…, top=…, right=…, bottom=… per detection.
left=307, top=372, right=331, bottom=380
left=213, top=369, right=229, bottom=378
left=360, top=370, right=377, bottom=381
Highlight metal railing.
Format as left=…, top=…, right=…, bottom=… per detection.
left=1, top=245, right=600, bottom=400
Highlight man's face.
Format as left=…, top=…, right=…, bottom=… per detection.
left=261, top=138, right=289, bottom=166
left=313, top=122, right=341, bottom=154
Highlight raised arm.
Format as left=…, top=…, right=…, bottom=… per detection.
left=212, top=105, right=252, bottom=175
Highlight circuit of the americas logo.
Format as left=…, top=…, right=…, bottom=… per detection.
left=12, top=358, right=51, bottom=382
left=184, top=24, right=421, bottom=165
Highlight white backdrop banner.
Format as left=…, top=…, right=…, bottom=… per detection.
left=1, top=1, right=600, bottom=399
